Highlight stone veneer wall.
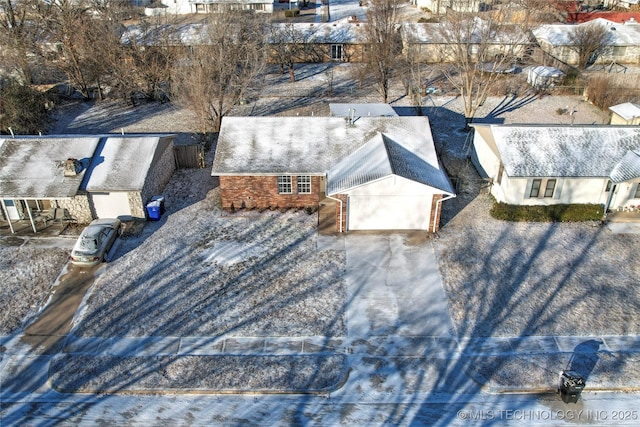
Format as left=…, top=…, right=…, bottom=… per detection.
left=219, top=176, right=321, bottom=210
left=128, top=192, right=145, bottom=219
left=141, top=139, right=177, bottom=207
left=54, top=194, right=93, bottom=224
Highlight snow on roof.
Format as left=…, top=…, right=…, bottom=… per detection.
left=327, top=131, right=454, bottom=195
left=609, top=102, right=640, bottom=121
left=329, top=103, right=398, bottom=118
left=610, top=150, right=640, bottom=183
left=211, top=116, right=450, bottom=193
left=401, top=21, right=527, bottom=45
left=533, top=18, right=640, bottom=46
left=476, top=125, right=640, bottom=178
left=269, top=23, right=367, bottom=44
left=0, top=137, right=100, bottom=199
left=84, top=136, right=166, bottom=192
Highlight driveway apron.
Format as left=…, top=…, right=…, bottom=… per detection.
left=345, top=234, right=455, bottom=340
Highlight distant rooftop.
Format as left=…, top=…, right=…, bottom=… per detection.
left=609, top=102, right=640, bottom=121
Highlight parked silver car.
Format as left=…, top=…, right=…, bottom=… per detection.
left=70, top=218, right=122, bottom=266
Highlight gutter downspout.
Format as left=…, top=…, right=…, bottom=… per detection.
left=432, top=193, right=456, bottom=233
left=325, top=194, right=343, bottom=233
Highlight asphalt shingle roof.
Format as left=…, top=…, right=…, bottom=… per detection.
left=479, top=125, right=640, bottom=178
left=610, top=150, right=640, bottom=183
left=212, top=116, right=453, bottom=194
left=0, top=137, right=100, bottom=199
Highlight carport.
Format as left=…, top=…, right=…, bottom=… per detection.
left=0, top=136, right=100, bottom=234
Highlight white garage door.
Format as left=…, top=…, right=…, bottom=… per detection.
left=91, top=192, right=132, bottom=219
left=348, top=195, right=432, bottom=230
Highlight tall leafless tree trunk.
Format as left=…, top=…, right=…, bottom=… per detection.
left=437, top=6, right=531, bottom=129
left=269, top=23, right=321, bottom=83
left=364, top=0, right=403, bottom=103
left=172, top=11, right=266, bottom=134
left=0, top=0, right=39, bottom=84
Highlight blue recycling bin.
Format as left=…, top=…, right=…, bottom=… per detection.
left=146, top=200, right=162, bottom=221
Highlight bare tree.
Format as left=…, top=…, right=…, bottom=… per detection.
left=269, top=23, right=321, bottom=83
left=363, top=0, right=403, bottom=103
left=34, top=0, right=124, bottom=99
left=437, top=7, right=531, bottom=129
left=0, top=0, right=41, bottom=84
left=172, top=11, right=266, bottom=134
left=567, top=22, right=612, bottom=69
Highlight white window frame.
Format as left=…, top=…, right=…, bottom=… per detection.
left=330, top=44, right=343, bottom=61
left=529, top=179, right=542, bottom=198
left=544, top=179, right=556, bottom=198
left=297, top=176, right=311, bottom=194
left=277, top=176, right=292, bottom=194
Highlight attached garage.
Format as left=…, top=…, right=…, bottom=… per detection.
left=328, top=130, right=455, bottom=232
left=91, top=192, right=132, bottom=219
left=346, top=177, right=438, bottom=230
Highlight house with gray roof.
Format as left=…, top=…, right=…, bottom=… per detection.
left=532, top=18, right=640, bottom=66
left=0, top=134, right=175, bottom=233
left=470, top=124, right=640, bottom=213
left=211, top=115, right=455, bottom=232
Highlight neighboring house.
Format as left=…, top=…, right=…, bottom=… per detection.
left=269, top=23, right=368, bottom=63
left=415, top=0, right=485, bottom=15
left=603, top=0, right=639, bottom=10
left=211, top=115, right=455, bottom=232
left=400, top=21, right=530, bottom=64
left=532, top=18, right=640, bottom=66
left=149, top=0, right=273, bottom=15
left=470, top=124, right=640, bottom=212
left=610, top=102, right=640, bottom=125
left=0, top=135, right=175, bottom=233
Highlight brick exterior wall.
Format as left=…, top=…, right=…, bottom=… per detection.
left=141, top=140, right=176, bottom=208
left=333, top=194, right=348, bottom=232
left=430, top=194, right=443, bottom=232
left=219, top=175, right=322, bottom=210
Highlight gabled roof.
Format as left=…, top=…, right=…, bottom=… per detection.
left=212, top=116, right=453, bottom=194
left=533, top=18, right=640, bottom=47
left=610, top=150, right=640, bottom=183
left=0, top=134, right=174, bottom=199
left=609, top=102, right=640, bottom=121
left=473, top=124, right=640, bottom=178
left=83, top=136, right=172, bottom=192
left=0, top=136, right=100, bottom=199
left=327, top=132, right=454, bottom=195
left=269, top=23, right=366, bottom=44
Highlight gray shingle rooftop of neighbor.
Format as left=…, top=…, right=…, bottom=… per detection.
left=329, top=103, right=398, bottom=118
left=84, top=136, right=170, bottom=192
left=0, top=136, right=100, bottom=199
left=480, top=125, right=640, bottom=178
left=211, top=116, right=447, bottom=180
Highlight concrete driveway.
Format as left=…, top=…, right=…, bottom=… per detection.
left=344, top=233, right=456, bottom=341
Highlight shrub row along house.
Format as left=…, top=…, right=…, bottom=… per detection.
left=471, top=125, right=640, bottom=213
left=0, top=135, right=175, bottom=233
left=211, top=112, right=455, bottom=232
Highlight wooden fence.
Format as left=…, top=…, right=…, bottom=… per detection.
left=174, top=144, right=205, bottom=169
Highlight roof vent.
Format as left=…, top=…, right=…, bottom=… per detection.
left=63, top=158, right=81, bottom=177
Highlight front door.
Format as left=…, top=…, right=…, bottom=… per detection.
left=3, top=199, right=21, bottom=220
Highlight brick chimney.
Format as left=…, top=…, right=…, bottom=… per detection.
left=64, top=158, right=80, bottom=177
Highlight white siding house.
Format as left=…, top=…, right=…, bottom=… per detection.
left=532, top=18, right=640, bottom=66
left=470, top=124, right=640, bottom=212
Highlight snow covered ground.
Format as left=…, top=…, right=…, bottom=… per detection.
left=2, top=63, right=639, bottom=425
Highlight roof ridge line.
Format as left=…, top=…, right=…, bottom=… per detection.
left=380, top=133, right=396, bottom=175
